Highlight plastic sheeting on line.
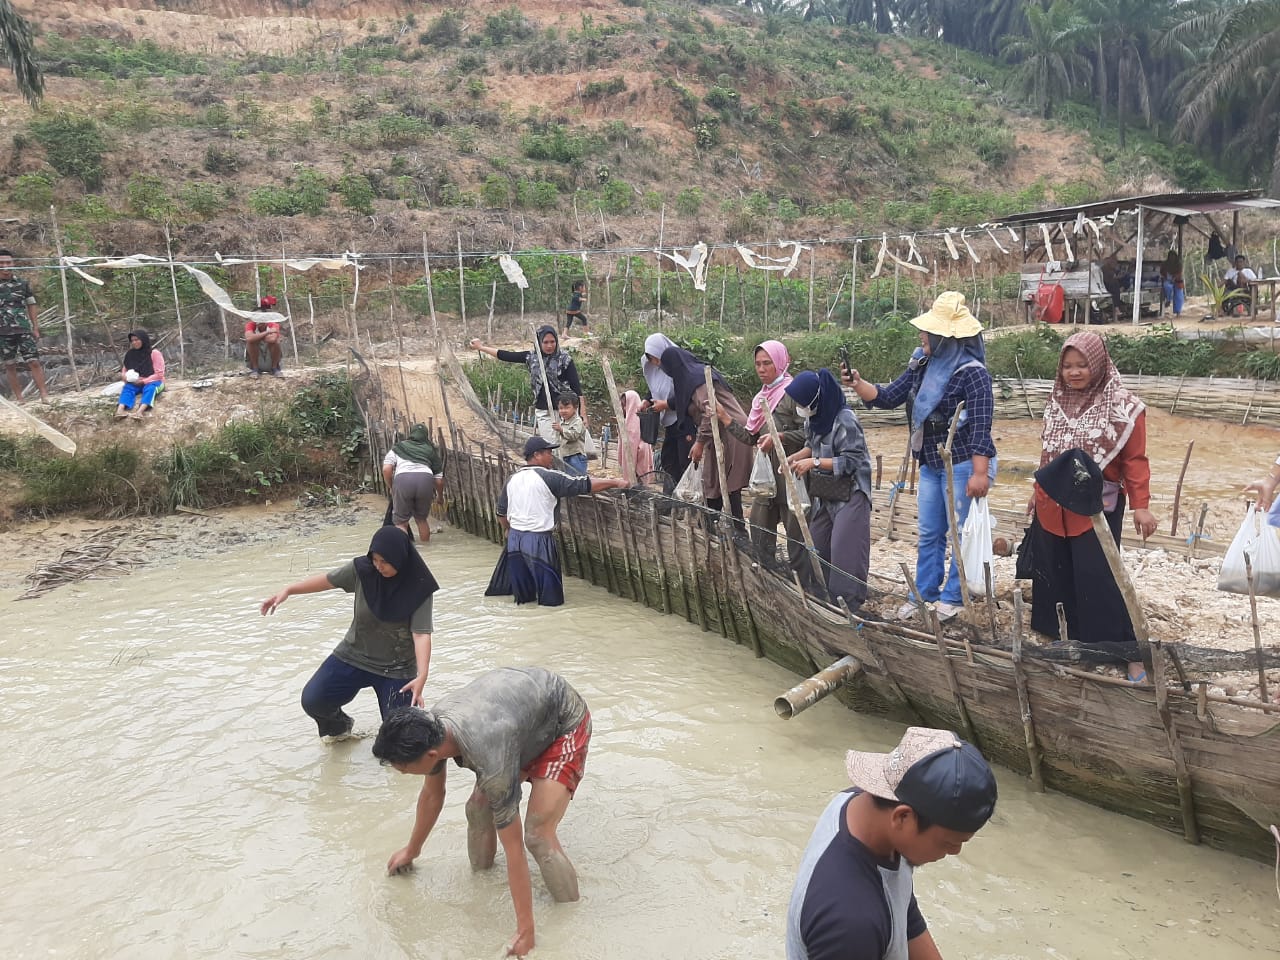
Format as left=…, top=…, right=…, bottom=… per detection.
left=655, top=241, right=710, bottom=291
left=734, top=241, right=808, bottom=276
left=498, top=254, right=529, bottom=289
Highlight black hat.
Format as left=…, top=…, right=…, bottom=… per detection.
left=523, top=436, right=559, bottom=459
left=845, top=727, right=997, bottom=833
left=1034, top=448, right=1103, bottom=516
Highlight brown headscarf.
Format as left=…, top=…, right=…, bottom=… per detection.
left=1040, top=332, right=1145, bottom=470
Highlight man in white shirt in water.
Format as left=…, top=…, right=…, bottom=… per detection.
left=486, top=435, right=627, bottom=606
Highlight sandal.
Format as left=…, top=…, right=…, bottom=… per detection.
left=1124, top=670, right=1147, bottom=684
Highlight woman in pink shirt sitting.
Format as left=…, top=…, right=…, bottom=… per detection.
left=115, top=329, right=165, bottom=420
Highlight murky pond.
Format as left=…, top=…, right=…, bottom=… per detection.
left=1, top=526, right=1277, bottom=959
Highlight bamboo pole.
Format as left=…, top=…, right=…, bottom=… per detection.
left=655, top=204, right=665, bottom=329
left=761, top=395, right=827, bottom=594
left=622, top=498, right=648, bottom=605
left=702, top=363, right=731, bottom=520
left=163, top=223, right=191, bottom=373
left=1011, top=588, right=1045, bottom=791
left=1085, top=510, right=1199, bottom=844
left=486, top=281, right=496, bottom=339
left=601, top=356, right=634, bottom=483
left=279, top=242, right=300, bottom=366
left=307, top=292, right=318, bottom=359
left=901, top=561, right=980, bottom=747
left=938, top=402, right=974, bottom=614
left=1169, top=440, right=1194, bottom=536
left=590, top=495, right=619, bottom=596
left=612, top=497, right=639, bottom=603
left=849, top=241, right=859, bottom=330
left=48, top=206, right=82, bottom=388
left=707, top=520, right=733, bottom=641
left=807, top=244, right=816, bottom=332
left=1244, top=553, right=1270, bottom=702
left=647, top=500, right=671, bottom=614
left=682, top=515, right=709, bottom=631
left=456, top=232, right=468, bottom=341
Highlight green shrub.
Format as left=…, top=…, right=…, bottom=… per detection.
left=597, top=179, right=633, bottom=214
left=248, top=186, right=303, bottom=217
left=515, top=178, right=558, bottom=210
left=483, top=7, right=535, bottom=45
left=703, top=85, right=738, bottom=111
left=480, top=174, right=510, bottom=208
left=583, top=77, right=626, bottom=99
left=294, top=168, right=330, bottom=215
left=520, top=125, right=594, bottom=164
left=336, top=173, right=375, bottom=214
left=125, top=175, right=177, bottom=221
left=420, top=11, right=463, bottom=47
left=203, top=145, right=239, bottom=174
left=13, top=172, right=55, bottom=212
left=674, top=187, right=703, bottom=217
left=179, top=182, right=226, bottom=219
left=29, top=113, right=106, bottom=190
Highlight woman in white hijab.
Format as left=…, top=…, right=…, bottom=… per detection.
left=641, top=332, right=695, bottom=494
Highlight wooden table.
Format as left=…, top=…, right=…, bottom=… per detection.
left=1250, top=277, right=1280, bottom=322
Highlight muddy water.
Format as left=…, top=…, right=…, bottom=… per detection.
left=1, top=527, right=1277, bottom=960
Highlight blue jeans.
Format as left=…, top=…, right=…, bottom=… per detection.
left=300, top=654, right=413, bottom=737
left=1162, top=279, right=1184, bottom=315
left=915, top=459, right=978, bottom=605
left=564, top=453, right=588, bottom=476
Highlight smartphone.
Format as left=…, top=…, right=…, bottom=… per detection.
left=838, top=345, right=853, bottom=379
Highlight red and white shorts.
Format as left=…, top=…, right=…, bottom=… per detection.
left=521, top=711, right=591, bottom=794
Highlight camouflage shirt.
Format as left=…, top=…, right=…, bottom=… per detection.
left=0, top=278, right=35, bottom=334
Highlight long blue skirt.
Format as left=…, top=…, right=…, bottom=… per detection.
left=487, top=529, right=564, bottom=606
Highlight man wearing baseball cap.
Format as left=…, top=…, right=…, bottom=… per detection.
left=786, top=727, right=997, bottom=960
left=485, top=435, right=628, bottom=606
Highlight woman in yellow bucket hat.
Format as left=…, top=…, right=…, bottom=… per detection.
left=843, top=292, right=996, bottom=622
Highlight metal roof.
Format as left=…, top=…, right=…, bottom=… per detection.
left=998, top=190, right=1278, bottom=226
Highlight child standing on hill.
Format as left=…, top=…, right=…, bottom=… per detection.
left=565, top=280, right=590, bottom=335
left=553, top=393, right=588, bottom=475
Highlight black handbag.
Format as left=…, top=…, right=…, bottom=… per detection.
left=807, top=469, right=853, bottom=502
left=638, top=409, right=661, bottom=446
left=1016, top=515, right=1039, bottom=579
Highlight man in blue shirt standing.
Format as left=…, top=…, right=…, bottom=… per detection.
left=786, top=727, right=997, bottom=960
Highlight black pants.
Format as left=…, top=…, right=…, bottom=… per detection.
left=1030, top=499, right=1138, bottom=662
left=659, top=421, right=694, bottom=496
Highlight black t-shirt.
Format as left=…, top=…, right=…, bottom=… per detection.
left=786, top=790, right=927, bottom=960
left=567, top=291, right=584, bottom=314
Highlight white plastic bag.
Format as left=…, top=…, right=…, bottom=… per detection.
left=1217, top=504, right=1280, bottom=596
left=749, top=450, right=776, bottom=498
left=673, top=462, right=704, bottom=504
left=960, top=498, right=994, bottom=597
left=583, top=429, right=599, bottom=461
left=786, top=468, right=810, bottom=514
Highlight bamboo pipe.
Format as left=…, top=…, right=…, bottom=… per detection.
left=775, top=656, right=864, bottom=719
left=836, top=597, right=922, bottom=722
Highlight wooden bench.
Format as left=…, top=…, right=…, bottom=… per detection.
left=1018, top=261, right=1162, bottom=323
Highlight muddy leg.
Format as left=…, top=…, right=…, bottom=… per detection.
left=414, top=514, right=431, bottom=544
left=524, top=778, right=578, bottom=902
left=465, top=787, right=497, bottom=871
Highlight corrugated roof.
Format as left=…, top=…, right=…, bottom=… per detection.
left=998, top=190, right=1272, bottom=226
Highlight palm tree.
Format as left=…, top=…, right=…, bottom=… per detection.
left=1000, top=1, right=1093, bottom=118
left=1174, top=0, right=1280, bottom=193
left=1081, top=0, right=1182, bottom=148
left=0, top=0, right=41, bottom=106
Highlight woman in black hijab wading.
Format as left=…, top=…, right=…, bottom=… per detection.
left=260, top=526, right=439, bottom=738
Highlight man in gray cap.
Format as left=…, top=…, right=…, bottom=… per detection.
left=786, top=727, right=998, bottom=960
left=486, top=435, right=628, bottom=606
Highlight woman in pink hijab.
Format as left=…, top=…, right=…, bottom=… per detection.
left=714, top=340, right=808, bottom=567
left=622, top=389, right=655, bottom=482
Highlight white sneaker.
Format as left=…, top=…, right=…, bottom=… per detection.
left=935, top=601, right=963, bottom=622
left=895, top=600, right=921, bottom=621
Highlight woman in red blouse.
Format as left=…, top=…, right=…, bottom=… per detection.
left=1030, top=332, right=1157, bottom=682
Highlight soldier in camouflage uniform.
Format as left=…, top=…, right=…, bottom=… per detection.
left=0, top=250, right=49, bottom=403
